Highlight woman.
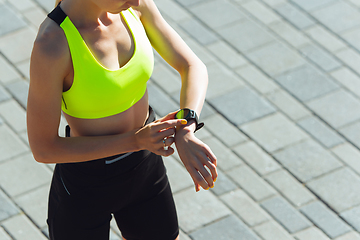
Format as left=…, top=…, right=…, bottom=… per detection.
left=27, top=0, right=217, bottom=239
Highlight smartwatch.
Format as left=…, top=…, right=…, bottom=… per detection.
left=175, top=108, right=204, bottom=132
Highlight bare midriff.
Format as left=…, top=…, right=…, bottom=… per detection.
left=63, top=91, right=149, bottom=137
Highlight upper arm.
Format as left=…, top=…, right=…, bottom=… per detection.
left=27, top=20, right=71, bottom=160
left=133, top=0, right=204, bottom=73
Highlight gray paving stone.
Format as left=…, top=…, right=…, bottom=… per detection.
left=0, top=100, right=27, bottom=133
left=332, top=142, right=360, bottom=175
left=156, top=0, right=190, bottom=22
left=190, top=214, right=261, bottom=240
left=0, top=227, right=11, bottom=240
left=291, top=0, right=337, bottom=11
left=209, top=86, right=276, bottom=126
left=265, top=169, right=316, bottom=207
left=209, top=169, right=237, bottom=196
left=16, top=60, right=30, bottom=80
left=274, top=139, right=343, bottom=182
left=305, top=25, right=347, bottom=53
left=340, top=205, right=360, bottom=231
left=241, top=0, right=281, bottom=25
left=247, top=41, right=305, bottom=77
left=336, top=48, right=360, bottom=76
left=221, top=189, right=270, bottom=226
left=307, top=167, right=360, bottom=213
left=297, top=115, right=344, bottom=148
left=261, top=196, right=312, bottom=233
left=179, top=17, right=218, bottom=45
left=269, top=21, right=311, bottom=48
left=182, top=37, right=215, bottom=65
left=205, top=62, right=245, bottom=99
left=0, top=153, right=52, bottom=197
left=240, top=113, right=308, bottom=153
left=266, top=89, right=312, bottom=121
left=175, top=0, right=206, bottom=7
left=0, top=84, right=10, bottom=103
left=2, top=214, right=48, bottom=240
left=307, top=89, right=360, bottom=129
left=203, top=113, right=248, bottom=147
left=235, top=64, right=279, bottom=94
left=173, top=188, right=231, bottom=232
left=151, top=63, right=181, bottom=94
left=299, top=44, right=342, bottom=72
left=0, top=27, right=36, bottom=64
left=218, top=18, right=275, bottom=53
left=198, top=102, right=215, bottom=121
left=331, top=67, right=360, bottom=99
left=275, top=3, right=315, bottom=29
left=190, top=0, right=245, bottom=29
left=34, top=0, right=54, bottom=12
left=232, top=141, right=281, bottom=176
left=340, top=121, right=360, bottom=149
left=5, top=79, right=29, bottom=109
left=227, top=165, right=276, bottom=201
left=0, top=55, right=21, bottom=84
left=0, top=3, right=27, bottom=36
left=0, top=188, right=19, bottom=221
left=23, top=6, right=47, bottom=28
left=341, top=27, right=360, bottom=52
left=312, top=1, right=360, bottom=33
left=335, top=232, right=360, bottom=240
left=253, top=220, right=295, bottom=240
left=14, top=184, right=50, bottom=228
left=163, top=155, right=193, bottom=193
left=275, top=65, right=339, bottom=102
left=202, top=136, right=243, bottom=171
left=207, top=41, right=248, bottom=69
left=300, top=201, right=351, bottom=238
left=10, top=0, right=36, bottom=12
left=262, top=0, right=287, bottom=6
left=147, top=82, right=178, bottom=117
left=0, top=124, right=28, bottom=162
left=293, top=226, right=330, bottom=240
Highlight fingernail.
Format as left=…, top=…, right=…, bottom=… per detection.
left=214, top=178, right=217, bottom=182
left=181, top=119, right=187, bottom=124
left=210, top=185, right=214, bottom=188
left=205, top=187, right=209, bottom=190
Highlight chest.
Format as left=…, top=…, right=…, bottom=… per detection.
left=78, top=15, right=135, bottom=71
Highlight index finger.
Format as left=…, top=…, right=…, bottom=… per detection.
left=152, top=119, right=187, bottom=132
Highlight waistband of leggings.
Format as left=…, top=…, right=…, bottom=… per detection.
left=64, top=106, right=155, bottom=165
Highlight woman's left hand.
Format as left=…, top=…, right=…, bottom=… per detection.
left=175, top=126, right=218, bottom=192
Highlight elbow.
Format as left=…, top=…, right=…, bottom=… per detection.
left=29, top=140, right=59, bottom=164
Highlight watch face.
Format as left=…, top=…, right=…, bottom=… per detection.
left=176, top=109, right=191, bottom=119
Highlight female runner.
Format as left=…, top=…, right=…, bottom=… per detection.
left=27, top=0, right=217, bottom=239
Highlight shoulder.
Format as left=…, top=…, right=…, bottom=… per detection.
left=32, top=17, right=70, bottom=64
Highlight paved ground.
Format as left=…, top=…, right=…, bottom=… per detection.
left=1, top=0, right=360, bottom=239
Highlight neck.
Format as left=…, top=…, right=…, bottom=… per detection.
left=59, top=0, right=110, bottom=28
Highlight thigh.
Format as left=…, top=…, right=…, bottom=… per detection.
left=47, top=165, right=112, bottom=240
left=113, top=154, right=179, bottom=240
left=113, top=182, right=179, bottom=240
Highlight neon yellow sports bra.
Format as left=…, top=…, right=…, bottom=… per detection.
left=48, top=5, right=154, bottom=119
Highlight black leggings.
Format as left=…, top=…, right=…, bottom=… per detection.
left=47, top=109, right=179, bottom=240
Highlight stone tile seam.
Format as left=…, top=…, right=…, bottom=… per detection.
left=5, top=0, right=43, bottom=34
left=0, top=52, right=27, bottom=86
left=0, top=222, right=16, bottom=240
left=0, top=212, right=49, bottom=239
left=258, top=196, right=314, bottom=234
left=0, top=150, right=31, bottom=166
left=299, top=201, right=357, bottom=236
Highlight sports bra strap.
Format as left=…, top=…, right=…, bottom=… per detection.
left=48, top=4, right=67, bottom=26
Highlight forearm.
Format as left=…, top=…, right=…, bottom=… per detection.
left=179, top=62, right=208, bottom=116
left=31, top=130, right=140, bottom=164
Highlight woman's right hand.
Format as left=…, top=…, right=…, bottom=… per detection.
left=134, top=111, right=187, bottom=156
